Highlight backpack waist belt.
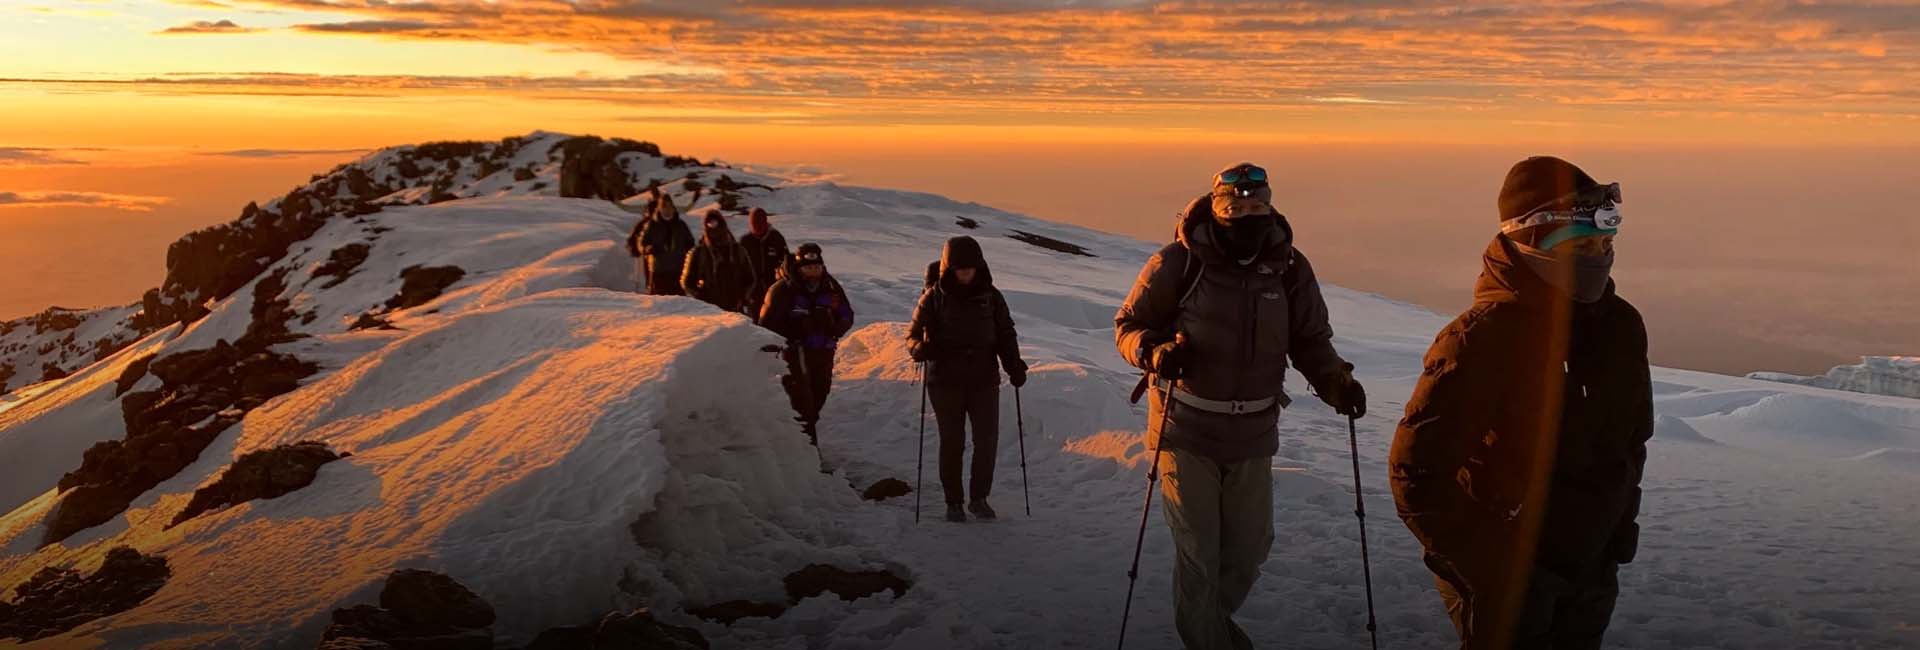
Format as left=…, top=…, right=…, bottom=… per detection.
left=1153, top=378, right=1284, bottom=415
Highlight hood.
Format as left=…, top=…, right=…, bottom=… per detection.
left=652, top=195, right=681, bottom=222
left=938, top=236, right=995, bottom=292
left=701, top=219, right=736, bottom=247
left=1175, top=193, right=1295, bottom=266
left=1473, top=234, right=1617, bottom=307
left=748, top=209, right=771, bottom=237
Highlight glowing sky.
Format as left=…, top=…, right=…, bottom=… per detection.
left=2, top=0, right=1916, bottom=149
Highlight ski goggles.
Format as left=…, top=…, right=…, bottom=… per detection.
left=1214, top=165, right=1269, bottom=197
left=796, top=250, right=824, bottom=266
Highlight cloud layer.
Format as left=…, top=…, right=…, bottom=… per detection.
left=0, top=190, right=173, bottom=212
left=159, top=19, right=255, bottom=34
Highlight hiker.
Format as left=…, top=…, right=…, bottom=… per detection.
left=681, top=210, right=758, bottom=313
left=635, top=189, right=694, bottom=296
left=759, top=243, right=855, bottom=443
left=1114, top=163, right=1365, bottom=650
left=1389, top=156, right=1650, bottom=650
left=740, top=207, right=791, bottom=320
left=908, top=236, right=1028, bottom=523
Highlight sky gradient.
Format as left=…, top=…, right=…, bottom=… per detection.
left=2, top=0, right=1917, bottom=375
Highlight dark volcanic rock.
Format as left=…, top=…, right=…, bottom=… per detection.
left=861, top=478, right=912, bottom=501
left=687, top=600, right=787, bottom=624
left=315, top=243, right=374, bottom=289
left=558, top=136, right=661, bottom=201
left=1008, top=229, right=1096, bottom=257
left=380, top=570, right=496, bottom=629
left=350, top=313, right=399, bottom=331
left=321, top=571, right=494, bottom=650
left=46, top=338, right=317, bottom=545
left=169, top=441, right=344, bottom=527
left=955, top=217, right=980, bottom=229
left=384, top=266, right=466, bottom=311
left=0, top=546, right=169, bottom=643
left=783, top=564, right=910, bottom=604
left=114, top=354, right=155, bottom=397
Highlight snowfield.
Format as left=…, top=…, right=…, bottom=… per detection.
left=0, top=134, right=1915, bottom=649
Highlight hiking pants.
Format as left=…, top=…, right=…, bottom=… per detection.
left=1159, top=447, right=1274, bottom=650
left=782, top=347, right=835, bottom=433
left=1429, top=552, right=1621, bottom=650
left=929, top=383, right=998, bottom=505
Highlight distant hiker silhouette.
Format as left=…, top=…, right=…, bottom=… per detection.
left=1391, top=156, right=1648, bottom=650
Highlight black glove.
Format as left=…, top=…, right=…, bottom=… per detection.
left=1148, top=334, right=1189, bottom=381
left=1323, top=364, right=1367, bottom=418
left=1007, top=360, right=1028, bottom=388
left=908, top=338, right=934, bottom=362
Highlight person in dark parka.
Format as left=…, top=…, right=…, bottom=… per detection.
left=682, top=210, right=758, bottom=313
left=760, top=243, right=855, bottom=443
left=740, top=207, right=791, bottom=319
left=635, top=190, right=694, bottom=296
left=909, top=236, right=1027, bottom=523
left=1390, top=156, right=1651, bottom=650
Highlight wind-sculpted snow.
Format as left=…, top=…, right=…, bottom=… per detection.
left=0, top=133, right=1916, bottom=649
left=1752, top=356, right=1920, bottom=400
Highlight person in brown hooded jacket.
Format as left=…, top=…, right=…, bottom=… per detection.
left=1114, top=163, right=1364, bottom=650
left=681, top=210, right=758, bottom=313
left=633, top=189, right=694, bottom=296
left=1390, top=156, right=1651, bottom=650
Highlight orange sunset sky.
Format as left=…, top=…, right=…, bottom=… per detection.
left=3, top=0, right=1918, bottom=375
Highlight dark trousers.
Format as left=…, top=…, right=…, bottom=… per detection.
left=929, top=383, right=998, bottom=505
left=1428, top=552, right=1620, bottom=650
left=782, top=347, right=835, bottom=442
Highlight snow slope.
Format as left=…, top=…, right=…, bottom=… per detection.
left=1752, top=356, right=1920, bottom=400
left=1, top=133, right=1915, bottom=649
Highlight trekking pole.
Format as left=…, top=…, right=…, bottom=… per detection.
left=1118, top=362, right=1179, bottom=650
left=1014, top=385, right=1031, bottom=517
left=1347, top=414, right=1380, bottom=650
left=915, top=361, right=928, bottom=524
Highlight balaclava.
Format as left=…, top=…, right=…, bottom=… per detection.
left=749, top=208, right=771, bottom=238
left=1209, top=162, right=1277, bottom=263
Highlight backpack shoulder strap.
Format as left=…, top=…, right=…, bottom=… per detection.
left=1172, top=242, right=1204, bottom=316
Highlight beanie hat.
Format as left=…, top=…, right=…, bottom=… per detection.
left=795, top=242, right=824, bottom=266
left=1499, top=156, right=1600, bottom=223
left=1210, top=162, right=1274, bottom=221
left=748, top=207, right=770, bottom=237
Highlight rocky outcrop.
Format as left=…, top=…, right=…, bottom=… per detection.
left=383, top=266, right=466, bottom=311
left=319, top=570, right=496, bottom=650
left=0, top=547, right=169, bottom=643
left=314, top=243, right=373, bottom=289
left=113, top=353, right=155, bottom=397
left=784, top=564, right=911, bottom=603
left=169, top=442, right=345, bottom=527
left=558, top=137, right=662, bottom=201
left=861, top=478, right=912, bottom=501
left=524, top=609, right=709, bottom=650
left=1008, top=230, right=1096, bottom=257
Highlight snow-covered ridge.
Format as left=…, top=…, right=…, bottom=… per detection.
left=1751, top=356, right=1920, bottom=400
left=1, top=133, right=1916, bottom=649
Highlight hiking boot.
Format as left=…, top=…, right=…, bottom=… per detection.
left=968, top=500, right=997, bottom=521
left=945, top=503, right=967, bottom=523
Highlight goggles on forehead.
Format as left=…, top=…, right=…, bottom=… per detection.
left=1216, top=165, right=1267, bottom=185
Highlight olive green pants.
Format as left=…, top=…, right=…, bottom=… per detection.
left=1160, top=447, right=1274, bottom=650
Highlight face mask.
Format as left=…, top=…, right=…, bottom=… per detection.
left=1514, top=240, right=1614, bottom=303
left=1214, top=215, right=1274, bottom=262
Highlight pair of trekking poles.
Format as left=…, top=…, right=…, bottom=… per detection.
left=913, top=361, right=1031, bottom=523
left=1115, top=373, right=1381, bottom=650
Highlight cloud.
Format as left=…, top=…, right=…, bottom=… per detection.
left=159, top=19, right=256, bottom=34
left=0, top=191, right=173, bottom=212
left=291, top=19, right=462, bottom=34
left=0, top=148, right=87, bottom=166
left=199, top=148, right=371, bottom=158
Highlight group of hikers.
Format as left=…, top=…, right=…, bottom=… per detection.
left=627, top=154, right=1650, bottom=650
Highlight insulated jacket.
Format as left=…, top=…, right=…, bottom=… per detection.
left=637, top=202, right=694, bottom=296
left=759, top=258, right=855, bottom=350
left=1390, top=234, right=1653, bottom=581
left=909, top=237, right=1026, bottom=387
left=1114, top=195, right=1348, bottom=461
left=682, top=226, right=757, bottom=312
left=741, top=228, right=791, bottom=306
